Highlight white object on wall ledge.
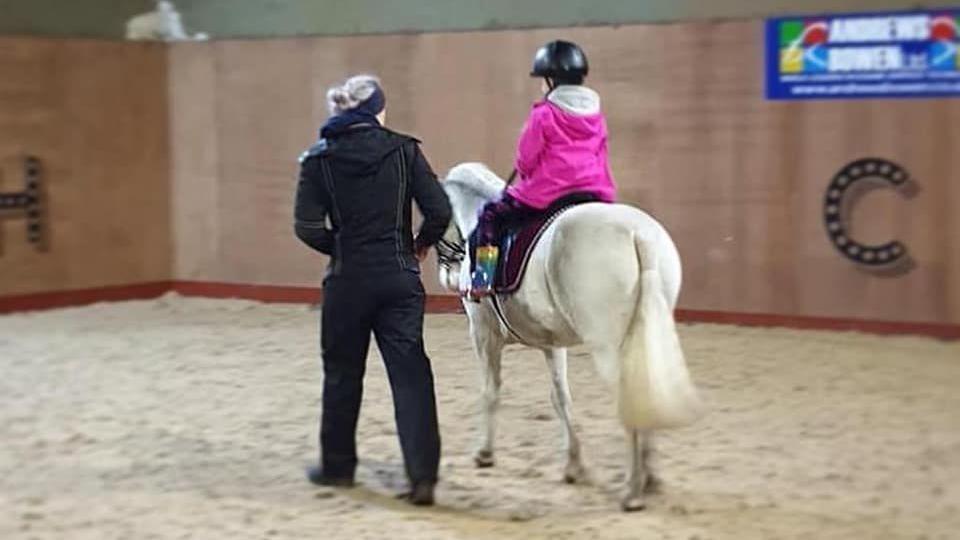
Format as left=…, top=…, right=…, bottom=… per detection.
left=126, top=1, right=209, bottom=42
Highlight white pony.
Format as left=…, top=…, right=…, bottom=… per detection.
left=435, top=163, right=704, bottom=511
left=125, top=1, right=209, bottom=42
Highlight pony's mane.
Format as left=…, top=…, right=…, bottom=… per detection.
left=443, top=162, right=506, bottom=201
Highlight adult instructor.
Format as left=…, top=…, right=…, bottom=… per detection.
left=294, top=74, right=452, bottom=506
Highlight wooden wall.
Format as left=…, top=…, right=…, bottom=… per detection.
left=2, top=21, right=956, bottom=326
left=0, top=38, right=171, bottom=296
left=168, top=22, right=960, bottom=325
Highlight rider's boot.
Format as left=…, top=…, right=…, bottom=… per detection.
left=469, top=245, right=499, bottom=299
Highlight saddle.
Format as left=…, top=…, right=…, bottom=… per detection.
left=469, top=192, right=600, bottom=294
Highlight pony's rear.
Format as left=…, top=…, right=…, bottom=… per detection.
left=545, top=204, right=703, bottom=429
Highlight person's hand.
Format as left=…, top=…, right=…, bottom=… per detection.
left=416, top=246, right=430, bottom=262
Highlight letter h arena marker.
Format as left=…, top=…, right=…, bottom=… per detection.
left=0, top=156, right=46, bottom=252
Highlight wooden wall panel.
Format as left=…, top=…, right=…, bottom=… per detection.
left=169, top=43, right=219, bottom=282
left=168, top=22, right=960, bottom=324
left=0, top=39, right=171, bottom=296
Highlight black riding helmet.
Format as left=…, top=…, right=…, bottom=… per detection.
left=530, top=40, right=589, bottom=89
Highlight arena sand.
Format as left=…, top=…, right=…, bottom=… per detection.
left=1, top=295, right=958, bottom=539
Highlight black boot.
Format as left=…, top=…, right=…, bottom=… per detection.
left=398, top=481, right=435, bottom=506
left=306, top=466, right=355, bottom=488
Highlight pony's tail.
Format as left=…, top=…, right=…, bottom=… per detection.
left=617, top=234, right=704, bottom=430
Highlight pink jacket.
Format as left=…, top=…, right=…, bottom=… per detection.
left=507, top=85, right=617, bottom=210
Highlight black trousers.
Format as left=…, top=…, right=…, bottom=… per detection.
left=319, top=271, right=441, bottom=485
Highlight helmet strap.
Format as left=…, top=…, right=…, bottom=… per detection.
left=544, top=77, right=557, bottom=96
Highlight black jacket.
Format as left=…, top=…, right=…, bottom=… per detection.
left=294, top=125, right=452, bottom=277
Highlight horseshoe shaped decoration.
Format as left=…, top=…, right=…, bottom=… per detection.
left=823, top=158, right=913, bottom=269
left=0, top=156, right=45, bottom=253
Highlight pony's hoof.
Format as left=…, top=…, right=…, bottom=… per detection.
left=644, top=474, right=663, bottom=494
left=621, top=496, right=646, bottom=512
left=474, top=450, right=495, bottom=468
left=563, top=462, right=587, bottom=485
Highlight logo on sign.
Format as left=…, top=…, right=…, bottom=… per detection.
left=930, top=15, right=959, bottom=70
left=779, top=20, right=829, bottom=74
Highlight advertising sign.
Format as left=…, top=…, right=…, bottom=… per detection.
left=766, top=10, right=960, bottom=99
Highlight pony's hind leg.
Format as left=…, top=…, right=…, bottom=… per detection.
left=543, top=348, right=587, bottom=484
left=622, top=429, right=657, bottom=511
left=470, top=315, right=504, bottom=468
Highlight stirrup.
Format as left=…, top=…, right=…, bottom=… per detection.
left=469, top=286, right=494, bottom=300
left=463, top=280, right=494, bottom=302
left=459, top=289, right=483, bottom=304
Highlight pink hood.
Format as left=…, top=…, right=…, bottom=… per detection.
left=507, top=85, right=617, bottom=209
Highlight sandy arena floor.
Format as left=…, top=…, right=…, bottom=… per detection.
left=1, top=295, right=958, bottom=539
